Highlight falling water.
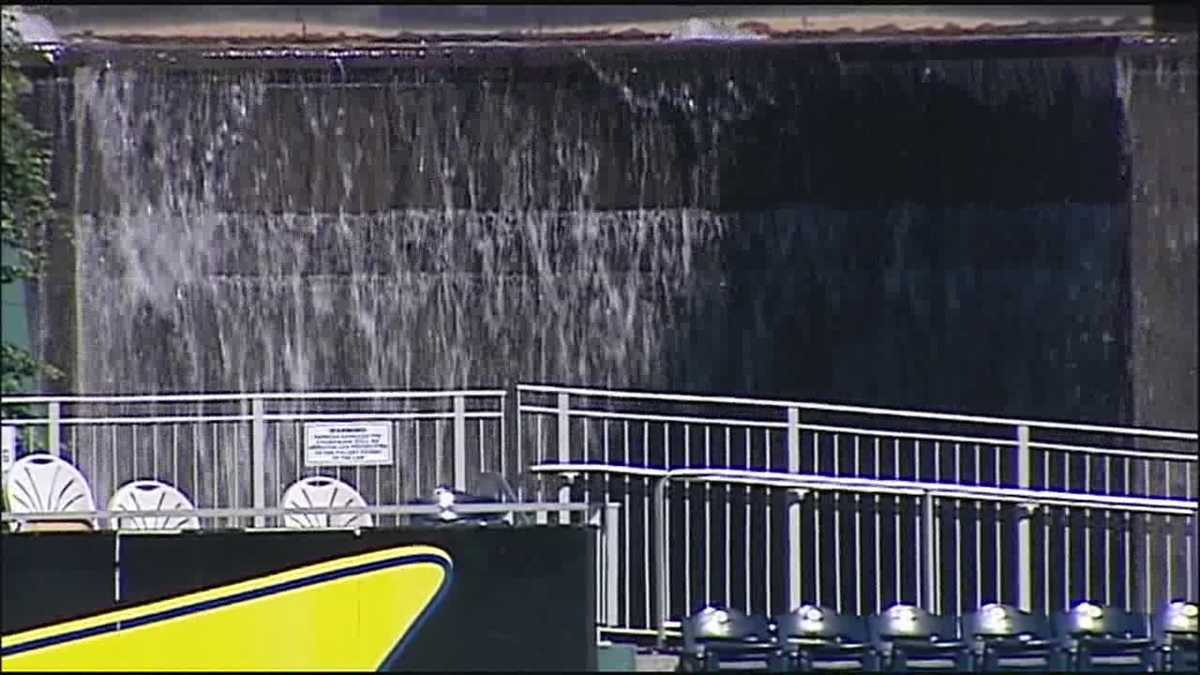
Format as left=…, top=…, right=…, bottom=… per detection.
left=71, top=60, right=739, bottom=393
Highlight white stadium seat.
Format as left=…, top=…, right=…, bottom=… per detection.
left=108, top=479, right=201, bottom=531
left=280, top=476, right=373, bottom=529
left=4, top=453, right=98, bottom=531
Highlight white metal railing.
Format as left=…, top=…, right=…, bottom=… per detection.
left=2, top=389, right=507, bottom=529
left=4, top=383, right=1197, bottom=643
left=516, top=384, right=1200, bottom=641
left=530, top=463, right=1200, bottom=646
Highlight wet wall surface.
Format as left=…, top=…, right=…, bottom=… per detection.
left=1122, top=41, right=1199, bottom=432
left=20, top=35, right=1198, bottom=428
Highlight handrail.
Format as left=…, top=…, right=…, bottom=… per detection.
left=517, top=384, right=1200, bottom=440
left=520, top=405, right=789, bottom=430
left=0, top=501, right=590, bottom=522
left=2, top=411, right=504, bottom=426
left=3, top=415, right=255, bottom=425
left=1026, top=440, right=1195, bottom=462
left=535, top=463, right=669, bottom=479
left=530, top=463, right=1200, bottom=515
left=672, top=467, right=1199, bottom=515
left=0, top=389, right=508, bottom=405
left=522, top=404, right=1027, bottom=448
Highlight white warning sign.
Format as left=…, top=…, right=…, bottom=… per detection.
left=303, top=422, right=393, bottom=467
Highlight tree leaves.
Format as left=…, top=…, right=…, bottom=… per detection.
left=1, top=9, right=57, bottom=394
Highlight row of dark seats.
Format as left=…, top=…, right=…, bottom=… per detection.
left=678, top=600, right=1199, bottom=672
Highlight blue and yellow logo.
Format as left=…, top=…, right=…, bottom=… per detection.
left=1, top=545, right=452, bottom=671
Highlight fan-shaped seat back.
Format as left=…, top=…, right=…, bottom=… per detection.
left=1153, top=600, right=1199, bottom=642
left=1153, top=601, right=1199, bottom=672
left=108, top=480, right=200, bottom=531
left=1054, top=602, right=1153, bottom=671
left=776, top=604, right=870, bottom=644
left=869, top=604, right=967, bottom=671
left=4, top=453, right=97, bottom=531
left=679, top=605, right=775, bottom=671
left=682, top=604, right=773, bottom=650
left=1054, top=603, right=1148, bottom=639
left=281, top=476, right=373, bottom=529
left=869, top=604, right=960, bottom=642
left=963, top=603, right=1052, bottom=640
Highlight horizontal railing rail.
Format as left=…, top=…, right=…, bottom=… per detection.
left=0, top=501, right=591, bottom=523
left=2, top=389, right=509, bottom=405
left=519, top=407, right=1196, bottom=463
left=516, top=384, right=1200, bottom=441
left=2, top=411, right=504, bottom=426
left=531, top=463, right=1200, bottom=515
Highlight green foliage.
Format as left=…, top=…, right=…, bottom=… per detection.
left=1, top=8, right=59, bottom=401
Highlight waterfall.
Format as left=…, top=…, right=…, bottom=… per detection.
left=72, top=62, right=732, bottom=393
left=28, top=40, right=1173, bottom=426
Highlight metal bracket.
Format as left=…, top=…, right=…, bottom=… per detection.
left=788, top=487, right=810, bottom=503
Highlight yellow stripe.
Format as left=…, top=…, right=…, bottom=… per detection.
left=2, top=545, right=451, bottom=671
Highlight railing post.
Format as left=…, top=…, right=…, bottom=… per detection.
left=113, top=533, right=121, bottom=603
left=251, top=398, right=266, bottom=529
left=787, top=406, right=801, bottom=611
left=653, top=476, right=668, bottom=650
left=1017, top=424, right=1032, bottom=612
left=604, top=501, right=621, bottom=628
left=922, top=491, right=937, bottom=612
left=557, top=392, right=571, bottom=522
left=47, top=401, right=61, bottom=456
left=499, top=391, right=507, bottom=484
left=514, top=387, right=523, bottom=502
left=589, top=501, right=623, bottom=628
left=453, top=395, right=466, bottom=491
left=1193, top=513, right=1199, bottom=605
